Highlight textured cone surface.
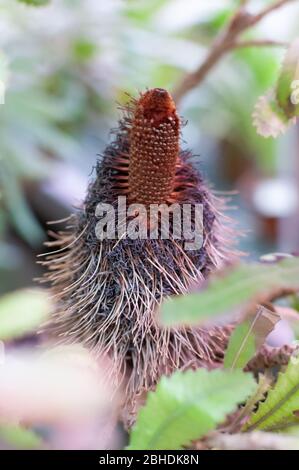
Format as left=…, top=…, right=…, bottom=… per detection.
left=129, top=89, right=179, bottom=205
left=41, top=89, right=236, bottom=428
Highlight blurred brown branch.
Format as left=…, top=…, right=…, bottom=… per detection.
left=172, top=0, right=297, bottom=103
left=232, top=39, right=288, bottom=49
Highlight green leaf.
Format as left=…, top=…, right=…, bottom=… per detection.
left=128, top=369, right=256, bottom=450
left=72, top=39, right=98, bottom=62
left=0, top=160, right=44, bottom=246
left=276, top=38, right=299, bottom=119
left=16, top=0, right=50, bottom=6
left=0, top=424, right=42, bottom=449
left=291, top=295, right=299, bottom=313
left=224, top=305, right=280, bottom=370
left=160, top=257, right=299, bottom=327
left=229, top=374, right=271, bottom=431
left=224, top=322, right=256, bottom=370
left=245, top=359, right=299, bottom=432
left=0, top=289, right=51, bottom=341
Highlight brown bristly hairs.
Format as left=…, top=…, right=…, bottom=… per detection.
left=40, top=88, right=237, bottom=427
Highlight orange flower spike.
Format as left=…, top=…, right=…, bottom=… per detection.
left=128, top=88, right=180, bottom=206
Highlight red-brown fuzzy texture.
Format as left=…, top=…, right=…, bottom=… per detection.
left=128, top=88, right=180, bottom=206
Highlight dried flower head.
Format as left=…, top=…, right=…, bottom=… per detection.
left=41, top=88, right=236, bottom=427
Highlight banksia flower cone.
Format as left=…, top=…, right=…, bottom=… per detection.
left=41, top=89, right=236, bottom=427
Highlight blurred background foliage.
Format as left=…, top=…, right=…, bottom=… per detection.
left=0, top=0, right=299, bottom=295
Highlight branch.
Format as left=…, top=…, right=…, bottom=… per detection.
left=172, top=0, right=297, bottom=103
left=232, top=39, right=288, bottom=50
left=251, top=0, right=297, bottom=26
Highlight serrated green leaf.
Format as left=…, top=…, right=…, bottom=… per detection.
left=128, top=369, right=256, bottom=450
left=0, top=289, right=51, bottom=340
left=229, top=374, right=271, bottom=431
left=160, top=257, right=299, bottom=327
left=0, top=424, right=42, bottom=449
left=224, top=305, right=280, bottom=370
left=245, top=359, right=299, bottom=432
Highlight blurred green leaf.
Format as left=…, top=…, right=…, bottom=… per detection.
left=200, top=9, right=233, bottom=38
left=151, top=64, right=180, bottom=90
left=209, top=9, right=232, bottom=30
left=245, top=359, right=299, bottom=432
left=160, top=258, right=299, bottom=327
left=0, top=161, right=44, bottom=246
left=234, top=47, right=279, bottom=90
left=0, top=424, right=42, bottom=449
left=0, top=289, right=51, bottom=340
left=128, top=369, right=256, bottom=450
left=16, top=0, right=50, bottom=6
left=202, top=47, right=280, bottom=174
left=291, top=295, right=299, bottom=312
left=72, top=39, right=98, bottom=62
left=124, top=0, right=168, bottom=23
left=225, top=321, right=256, bottom=370
left=276, top=38, right=299, bottom=119
left=281, top=425, right=299, bottom=437
left=224, top=306, right=280, bottom=370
